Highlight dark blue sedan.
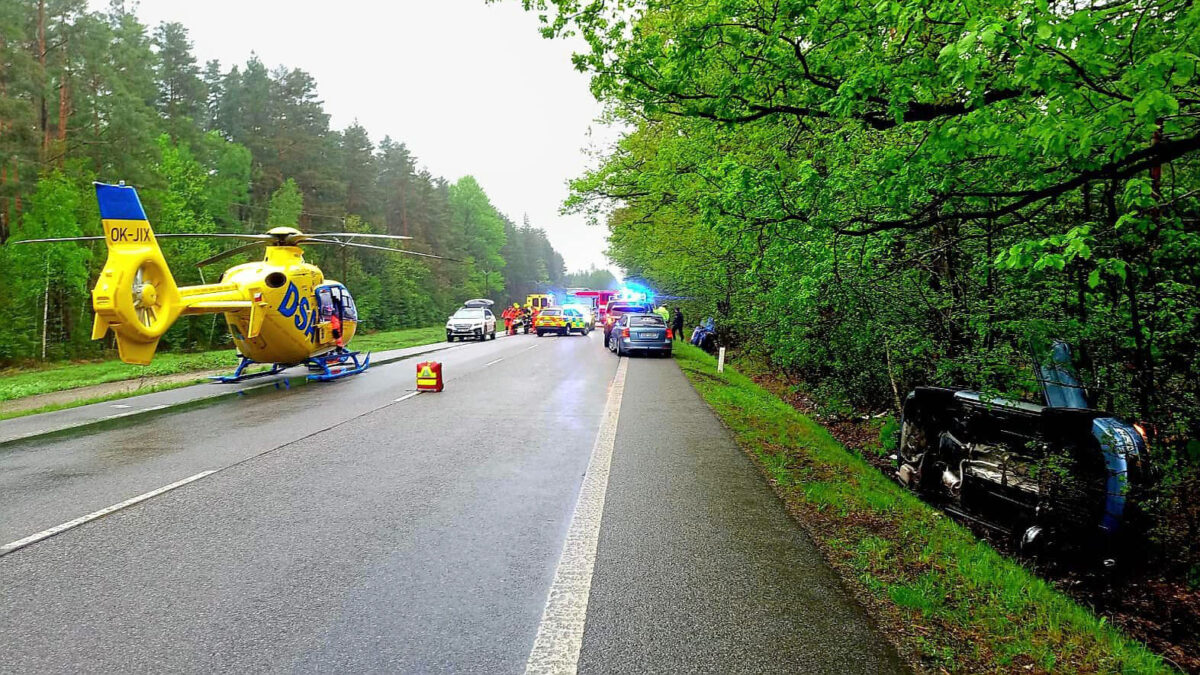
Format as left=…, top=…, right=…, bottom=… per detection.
left=608, top=314, right=672, bottom=357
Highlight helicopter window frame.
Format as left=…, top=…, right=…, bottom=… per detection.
left=338, top=287, right=358, bottom=321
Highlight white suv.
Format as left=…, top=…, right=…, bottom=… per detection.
left=446, top=300, right=497, bottom=341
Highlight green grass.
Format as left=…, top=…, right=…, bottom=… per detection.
left=0, top=379, right=213, bottom=422
left=350, top=325, right=446, bottom=352
left=0, top=325, right=445, bottom=405
left=0, top=351, right=239, bottom=402
left=672, top=343, right=1171, bottom=674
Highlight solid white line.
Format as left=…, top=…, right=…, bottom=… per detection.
left=0, top=470, right=217, bottom=557
left=393, top=392, right=421, bottom=403
left=525, top=357, right=628, bottom=675
left=485, top=358, right=504, bottom=366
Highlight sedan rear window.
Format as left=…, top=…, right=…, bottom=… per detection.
left=628, top=315, right=665, bottom=326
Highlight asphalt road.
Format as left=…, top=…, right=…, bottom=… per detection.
left=0, top=331, right=903, bottom=673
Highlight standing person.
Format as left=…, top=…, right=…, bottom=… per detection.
left=502, top=304, right=514, bottom=335
left=654, top=304, right=670, bottom=325
left=330, top=297, right=345, bottom=350
left=671, top=306, right=684, bottom=341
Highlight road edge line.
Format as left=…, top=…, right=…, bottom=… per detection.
left=0, top=470, right=216, bottom=557
left=524, top=356, right=628, bottom=675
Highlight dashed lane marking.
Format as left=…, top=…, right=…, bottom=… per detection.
left=524, top=356, right=628, bottom=674
left=0, top=471, right=217, bottom=557
left=393, top=392, right=421, bottom=403
left=485, top=358, right=505, bottom=367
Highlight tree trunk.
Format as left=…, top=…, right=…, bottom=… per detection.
left=0, top=164, right=8, bottom=243
left=56, top=74, right=70, bottom=147
left=37, top=0, right=48, bottom=158
left=41, top=258, right=50, bottom=360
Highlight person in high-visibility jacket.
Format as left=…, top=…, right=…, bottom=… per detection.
left=501, top=305, right=514, bottom=334
left=508, top=303, right=521, bottom=335
left=654, top=304, right=670, bottom=325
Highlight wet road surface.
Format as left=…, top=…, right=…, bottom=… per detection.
left=0, top=331, right=903, bottom=673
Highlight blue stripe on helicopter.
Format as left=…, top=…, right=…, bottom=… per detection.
left=94, top=182, right=148, bottom=221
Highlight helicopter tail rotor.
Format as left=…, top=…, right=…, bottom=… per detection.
left=90, top=183, right=183, bottom=365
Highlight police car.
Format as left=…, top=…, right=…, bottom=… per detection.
left=445, top=299, right=497, bottom=341
left=535, top=306, right=590, bottom=336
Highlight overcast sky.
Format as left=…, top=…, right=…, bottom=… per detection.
left=96, top=0, right=619, bottom=275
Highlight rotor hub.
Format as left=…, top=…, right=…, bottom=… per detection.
left=139, top=283, right=157, bottom=307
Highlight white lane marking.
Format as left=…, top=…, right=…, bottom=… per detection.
left=393, top=391, right=421, bottom=403
left=485, top=357, right=505, bottom=367
left=525, top=357, right=628, bottom=675
left=110, top=404, right=131, bottom=409
left=0, top=471, right=217, bottom=557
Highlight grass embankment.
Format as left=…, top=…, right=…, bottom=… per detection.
left=0, top=325, right=446, bottom=420
left=672, top=343, right=1170, bottom=674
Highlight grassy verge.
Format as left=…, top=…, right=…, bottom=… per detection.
left=0, top=351, right=237, bottom=402
left=0, top=325, right=447, bottom=420
left=0, top=379, right=213, bottom=422
left=672, top=343, right=1170, bottom=674
left=349, top=325, right=446, bottom=352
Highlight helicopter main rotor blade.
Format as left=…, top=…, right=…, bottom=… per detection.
left=311, top=232, right=413, bottom=241
left=303, top=239, right=463, bottom=262
left=11, top=233, right=274, bottom=244
left=194, top=241, right=269, bottom=267
left=9, top=236, right=106, bottom=243
left=157, top=233, right=276, bottom=241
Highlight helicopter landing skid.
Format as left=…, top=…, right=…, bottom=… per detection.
left=210, top=357, right=288, bottom=384
left=305, top=350, right=370, bottom=382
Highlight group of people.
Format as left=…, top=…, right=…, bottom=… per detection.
left=500, top=303, right=536, bottom=335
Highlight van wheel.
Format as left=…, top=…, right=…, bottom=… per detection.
left=489, top=331, right=496, bottom=340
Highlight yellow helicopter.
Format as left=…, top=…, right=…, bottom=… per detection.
left=16, top=182, right=450, bottom=382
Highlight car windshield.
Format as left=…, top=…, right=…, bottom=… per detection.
left=628, top=315, right=665, bottom=327
left=452, top=308, right=484, bottom=319
left=541, top=309, right=562, bottom=316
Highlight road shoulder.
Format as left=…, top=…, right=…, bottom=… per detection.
left=578, top=353, right=904, bottom=674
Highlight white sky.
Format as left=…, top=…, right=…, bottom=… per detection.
left=96, top=0, right=620, bottom=275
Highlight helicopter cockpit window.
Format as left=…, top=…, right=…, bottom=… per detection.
left=317, top=287, right=335, bottom=321
left=341, top=291, right=358, bottom=321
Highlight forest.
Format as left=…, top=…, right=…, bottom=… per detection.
left=0, top=1, right=568, bottom=362
left=522, top=0, right=1200, bottom=580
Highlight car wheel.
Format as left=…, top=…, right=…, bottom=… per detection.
left=537, top=330, right=544, bottom=337
left=489, top=331, right=496, bottom=340
left=446, top=335, right=454, bottom=342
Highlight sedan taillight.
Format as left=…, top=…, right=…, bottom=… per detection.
left=621, top=327, right=630, bottom=338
